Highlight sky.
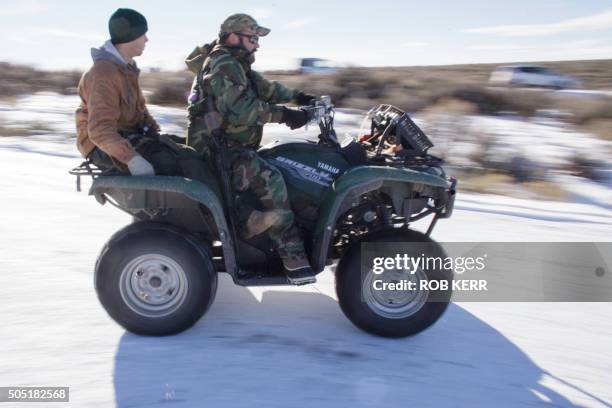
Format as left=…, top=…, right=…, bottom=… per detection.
left=1, top=0, right=611, bottom=71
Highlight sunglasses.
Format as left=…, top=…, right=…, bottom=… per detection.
left=236, top=33, right=259, bottom=44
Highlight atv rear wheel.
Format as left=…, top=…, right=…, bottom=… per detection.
left=95, top=222, right=217, bottom=335
left=336, top=229, right=452, bottom=337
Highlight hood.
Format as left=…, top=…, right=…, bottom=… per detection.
left=91, top=40, right=128, bottom=66
left=185, top=40, right=217, bottom=74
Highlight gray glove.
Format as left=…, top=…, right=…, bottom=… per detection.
left=127, top=154, right=155, bottom=176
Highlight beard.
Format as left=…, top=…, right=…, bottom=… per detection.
left=246, top=50, right=256, bottom=64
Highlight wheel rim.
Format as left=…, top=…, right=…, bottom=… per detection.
left=362, top=266, right=429, bottom=319
left=119, top=254, right=189, bottom=318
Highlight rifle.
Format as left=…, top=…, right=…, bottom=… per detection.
left=206, top=128, right=239, bottom=248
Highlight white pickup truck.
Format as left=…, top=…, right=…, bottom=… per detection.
left=489, top=65, right=581, bottom=89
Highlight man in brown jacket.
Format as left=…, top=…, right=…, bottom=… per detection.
left=76, top=8, right=205, bottom=179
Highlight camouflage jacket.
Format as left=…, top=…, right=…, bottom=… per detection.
left=185, top=41, right=297, bottom=153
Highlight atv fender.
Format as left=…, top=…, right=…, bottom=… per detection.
left=89, top=175, right=236, bottom=275
left=311, top=166, right=451, bottom=271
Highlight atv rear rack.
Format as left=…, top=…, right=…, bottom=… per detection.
left=69, top=161, right=117, bottom=192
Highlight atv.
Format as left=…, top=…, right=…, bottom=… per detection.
left=71, top=97, right=457, bottom=338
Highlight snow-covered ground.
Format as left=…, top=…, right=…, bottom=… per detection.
left=1, top=94, right=611, bottom=407
left=422, top=111, right=612, bottom=189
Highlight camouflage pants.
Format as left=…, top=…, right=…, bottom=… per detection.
left=229, top=147, right=305, bottom=258
left=88, top=134, right=210, bottom=184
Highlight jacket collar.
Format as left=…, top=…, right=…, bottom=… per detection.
left=212, top=42, right=254, bottom=69
left=91, top=40, right=139, bottom=73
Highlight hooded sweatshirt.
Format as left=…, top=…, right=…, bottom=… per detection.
left=75, top=40, right=159, bottom=163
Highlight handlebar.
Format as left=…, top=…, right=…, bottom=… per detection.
left=301, top=96, right=339, bottom=147
left=303, top=95, right=334, bottom=125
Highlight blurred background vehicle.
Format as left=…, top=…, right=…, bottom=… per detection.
left=298, top=58, right=340, bottom=74
left=489, top=65, right=582, bottom=89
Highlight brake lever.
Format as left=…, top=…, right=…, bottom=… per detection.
left=304, top=105, right=323, bottom=131
left=303, top=96, right=333, bottom=132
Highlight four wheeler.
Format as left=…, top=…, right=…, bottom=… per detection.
left=71, top=97, right=457, bottom=338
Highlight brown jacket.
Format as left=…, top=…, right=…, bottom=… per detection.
left=75, top=43, right=159, bottom=163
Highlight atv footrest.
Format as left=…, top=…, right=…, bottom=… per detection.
left=234, top=273, right=291, bottom=287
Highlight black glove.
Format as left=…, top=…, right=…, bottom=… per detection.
left=281, top=107, right=309, bottom=130
left=294, top=91, right=316, bottom=106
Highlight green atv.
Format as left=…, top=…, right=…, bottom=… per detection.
left=71, top=97, right=456, bottom=338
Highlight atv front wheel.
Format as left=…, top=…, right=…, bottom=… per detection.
left=336, top=229, right=452, bottom=337
left=95, top=222, right=217, bottom=335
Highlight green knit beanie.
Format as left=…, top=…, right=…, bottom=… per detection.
left=108, top=8, right=148, bottom=44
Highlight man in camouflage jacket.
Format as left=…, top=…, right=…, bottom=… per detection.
left=185, top=14, right=317, bottom=284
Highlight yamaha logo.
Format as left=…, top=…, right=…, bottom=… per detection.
left=317, top=162, right=340, bottom=174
